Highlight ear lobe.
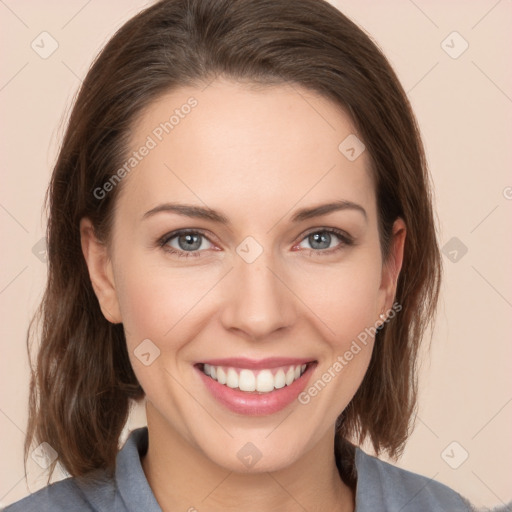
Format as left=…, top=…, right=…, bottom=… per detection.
left=79, top=217, right=122, bottom=324
left=379, top=218, right=406, bottom=313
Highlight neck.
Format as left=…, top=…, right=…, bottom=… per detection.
left=141, top=403, right=355, bottom=512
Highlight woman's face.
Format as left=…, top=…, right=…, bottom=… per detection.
left=82, top=78, right=404, bottom=472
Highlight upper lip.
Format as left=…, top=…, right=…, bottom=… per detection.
left=196, top=357, right=316, bottom=370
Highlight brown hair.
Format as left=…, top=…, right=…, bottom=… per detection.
left=25, top=0, right=441, bottom=488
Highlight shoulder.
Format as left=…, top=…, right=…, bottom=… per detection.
left=3, top=477, right=91, bottom=512
left=354, top=446, right=474, bottom=511
left=3, top=427, right=158, bottom=512
left=2, top=470, right=120, bottom=512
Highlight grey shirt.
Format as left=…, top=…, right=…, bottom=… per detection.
left=4, top=427, right=475, bottom=511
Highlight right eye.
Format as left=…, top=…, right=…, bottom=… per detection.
left=158, top=230, right=215, bottom=258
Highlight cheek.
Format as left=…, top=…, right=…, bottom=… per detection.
left=294, top=264, right=380, bottom=413
left=295, top=255, right=382, bottom=343
left=291, top=252, right=382, bottom=402
left=112, top=259, right=208, bottom=405
left=112, top=253, right=211, bottom=353
left=116, top=242, right=209, bottom=328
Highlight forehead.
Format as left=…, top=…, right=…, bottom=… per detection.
left=117, top=78, right=375, bottom=224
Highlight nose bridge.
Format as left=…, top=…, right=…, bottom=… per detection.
left=221, top=246, right=296, bottom=339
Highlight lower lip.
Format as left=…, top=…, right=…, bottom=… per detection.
left=195, top=363, right=317, bottom=416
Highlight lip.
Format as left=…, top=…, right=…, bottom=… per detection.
left=197, top=357, right=315, bottom=370
left=195, top=360, right=318, bottom=416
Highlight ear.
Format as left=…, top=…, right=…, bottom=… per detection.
left=378, top=217, right=406, bottom=319
left=80, top=217, right=122, bottom=324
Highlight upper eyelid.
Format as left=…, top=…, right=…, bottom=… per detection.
left=294, top=228, right=353, bottom=249
left=301, top=226, right=352, bottom=239
left=162, top=228, right=215, bottom=244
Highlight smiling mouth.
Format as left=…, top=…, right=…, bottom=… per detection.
left=195, top=361, right=317, bottom=394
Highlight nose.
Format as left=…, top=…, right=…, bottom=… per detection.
left=220, top=251, right=298, bottom=341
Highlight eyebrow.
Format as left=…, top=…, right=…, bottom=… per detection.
left=142, top=200, right=367, bottom=224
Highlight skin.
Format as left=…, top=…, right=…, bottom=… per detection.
left=80, top=77, right=406, bottom=512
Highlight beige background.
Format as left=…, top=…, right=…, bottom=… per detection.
left=1, top=0, right=511, bottom=509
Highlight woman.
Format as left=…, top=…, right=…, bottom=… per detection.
left=5, top=0, right=478, bottom=510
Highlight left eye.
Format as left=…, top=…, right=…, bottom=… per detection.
left=296, top=229, right=352, bottom=252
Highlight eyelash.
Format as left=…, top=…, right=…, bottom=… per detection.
left=157, top=228, right=354, bottom=259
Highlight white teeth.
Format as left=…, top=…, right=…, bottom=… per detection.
left=256, top=370, right=275, bottom=392
left=285, top=367, right=295, bottom=386
left=226, top=368, right=238, bottom=388
left=216, top=367, right=227, bottom=384
left=201, top=363, right=309, bottom=393
left=274, top=369, right=286, bottom=389
left=239, top=369, right=256, bottom=392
